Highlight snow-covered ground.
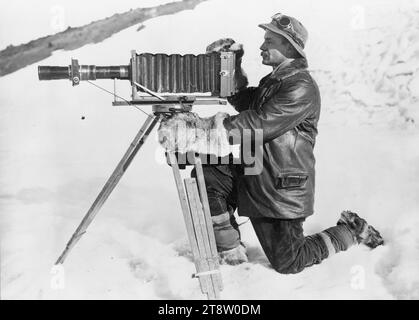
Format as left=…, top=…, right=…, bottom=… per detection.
left=1, top=0, right=419, bottom=299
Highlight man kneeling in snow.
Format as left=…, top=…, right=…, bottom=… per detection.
left=158, top=13, right=384, bottom=273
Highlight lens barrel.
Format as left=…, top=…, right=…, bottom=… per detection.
left=38, top=66, right=70, bottom=80
left=38, top=64, right=130, bottom=81
left=81, top=66, right=130, bottom=80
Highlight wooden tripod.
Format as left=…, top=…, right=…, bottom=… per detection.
left=55, top=104, right=223, bottom=300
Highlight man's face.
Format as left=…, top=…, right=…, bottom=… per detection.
left=259, top=30, right=290, bottom=67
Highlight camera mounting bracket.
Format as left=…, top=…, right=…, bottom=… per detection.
left=71, top=59, right=80, bottom=86
left=112, top=79, right=228, bottom=107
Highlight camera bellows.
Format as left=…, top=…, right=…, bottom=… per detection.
left=135, top=53, right=224, bottom=96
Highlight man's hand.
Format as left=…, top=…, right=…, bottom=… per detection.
left=206, top=38, right=248, bottom=90
left=206, top=38, right=244, bottom=61
left=158, top=112, right=231, bottom=157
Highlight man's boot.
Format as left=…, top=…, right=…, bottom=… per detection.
left=219, top=243, right=248, bottom=265
left=212, top=211, right=248, bottom=265
left=337, top=210, right=384, bottom=248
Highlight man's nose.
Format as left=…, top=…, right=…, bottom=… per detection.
left=259, top=43, right=265, bottom=51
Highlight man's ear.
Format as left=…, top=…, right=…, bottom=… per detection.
left=284, top=43, right=301, bottom=59
left=277, top=34, right=301, bottom=59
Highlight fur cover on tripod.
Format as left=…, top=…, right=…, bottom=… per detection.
left=158, top=111, right=232, bottom=157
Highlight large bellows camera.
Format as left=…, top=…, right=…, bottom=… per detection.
left=38, top=50, right=237, bottom=99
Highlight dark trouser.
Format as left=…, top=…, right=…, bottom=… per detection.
left=191, top=164, right=242, bottom=252
left=192, top=164, right=357, bottom=274
left=250, top=217, right=355, bottom=274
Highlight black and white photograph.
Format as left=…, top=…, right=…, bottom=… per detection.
left=1, top=0, right=418, bottom=303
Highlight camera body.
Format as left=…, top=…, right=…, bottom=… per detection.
left=132, top=51, right=236, bottom=98
left=38, top=50, right=238, bottom=99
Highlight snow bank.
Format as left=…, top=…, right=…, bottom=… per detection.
left=310, top=1, right=419, bottom=125
left=1, top=0, right=419, bottom=299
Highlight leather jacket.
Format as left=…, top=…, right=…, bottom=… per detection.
left=224, top=58, right=321, bottom=219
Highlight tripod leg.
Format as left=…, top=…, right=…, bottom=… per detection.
left=56, top=114, right=160, bottom=265
left=193, top=156, right=223, bottom=292
left=184, top=179, right=219, bottom=300
left=168, top=152, right=222, bottom=300
left=167, top=153, right=210, bottom=296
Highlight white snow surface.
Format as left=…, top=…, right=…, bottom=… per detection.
left=1, top=0, right=419, bottom=299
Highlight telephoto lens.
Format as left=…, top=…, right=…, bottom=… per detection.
left=38, top=60, right=130, bottom=83
left=38, top=66, right=70, bottom=80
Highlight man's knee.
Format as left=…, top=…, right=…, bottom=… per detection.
left=272, top=261, right=306, bottom=274
left=269, top=250, right=307, bottom=275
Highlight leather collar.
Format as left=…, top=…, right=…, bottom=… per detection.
left=270, top=58, right=308, bottom=81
